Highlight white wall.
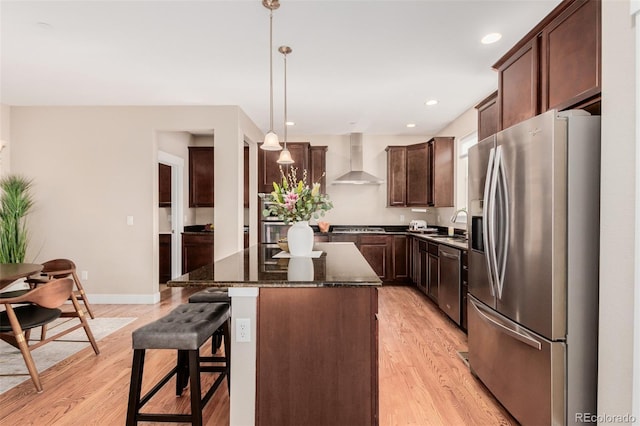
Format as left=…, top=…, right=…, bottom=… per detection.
left=599, top=0, right=637, bottom=421
left=7, top=106, right=257, bottom=302
left=0, top=104, right=10, bottom=177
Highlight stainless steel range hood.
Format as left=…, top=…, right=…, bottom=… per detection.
left=333, top=133, right=384, bottom=185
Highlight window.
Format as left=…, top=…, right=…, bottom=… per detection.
left=455, top=131, right=478, bottom=222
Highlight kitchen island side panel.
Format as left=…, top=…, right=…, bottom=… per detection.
left=256, top=287, right=379, bottom=426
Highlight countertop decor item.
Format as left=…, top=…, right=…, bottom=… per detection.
left=262, top=166, right=333, bottom=224
left=262, top=166, right=333, bottom=256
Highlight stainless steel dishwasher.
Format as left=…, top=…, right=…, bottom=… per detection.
left=438, top=245, right=461, bottom=325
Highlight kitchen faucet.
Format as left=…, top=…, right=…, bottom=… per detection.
left=450, top=208, right=468, bottom=223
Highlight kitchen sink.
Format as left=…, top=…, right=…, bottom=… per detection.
left=429, top=235, right=468, bottom=243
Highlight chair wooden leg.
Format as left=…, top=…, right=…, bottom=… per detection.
left=70, top=294, right=100, bottom=354
left=71, top=271, right=95, bottom=319
left=5, top=307, right=42, bottom=392
left=188, top=350, right=203, bottom=426
left=222, top=319, right=231, bottom=393
left=126, top=349, right=145, bottom=426
left=40, top=324, right=48, bottom=341
left=176, top=350, right=189, bottom=396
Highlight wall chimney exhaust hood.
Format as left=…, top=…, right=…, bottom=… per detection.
left=333, top=133, right=384, bottom=185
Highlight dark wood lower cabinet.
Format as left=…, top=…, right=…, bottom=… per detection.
left=257, top=287, right=378, bottom=426
left=159, top=234, right=171, bottom=283
left=181, top=233, right=214, bottom=274
left=427, top=243, right=439, bottom=302
left=328, top=234, right=409, bottom=283
left=392, top=235, right=409, bottom=282
left=360, top=235, right=391, bottom=281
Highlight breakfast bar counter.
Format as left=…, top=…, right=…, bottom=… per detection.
left=168, top=242, right=381, bottom=426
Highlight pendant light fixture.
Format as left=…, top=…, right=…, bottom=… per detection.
left=277, top=45, right=294, bottom=165
left=260, top=0, right=282, bottom=151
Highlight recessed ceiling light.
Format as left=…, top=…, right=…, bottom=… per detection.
left=285, top=121, right=295, bottom=126
left=36, top=22, right=52, bottom=30
left=425, top=99, right=438, bottom=106
left=406, top=123, right=416, bottom=128
left=481, top=32, right=502, bottom=45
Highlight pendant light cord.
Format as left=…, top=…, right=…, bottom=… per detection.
left=283, top=50, right=288, bottom=147
left=269, top=9, right=274, bottom=133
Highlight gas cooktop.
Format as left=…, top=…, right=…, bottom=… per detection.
left=331, top=227, right=386, bottom=234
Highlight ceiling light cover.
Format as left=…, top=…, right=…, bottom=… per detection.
left=425, top=99, right=438, bottom=106
left=277, top=148, right=294, bottom=164
left=406, top=123, right=416, bottom=128
left=263, top=131, right=282, bottom=150
left=481, top=32, right=502, bottom=44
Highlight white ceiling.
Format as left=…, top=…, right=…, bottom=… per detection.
left=1, top=0, right=562, bottom=136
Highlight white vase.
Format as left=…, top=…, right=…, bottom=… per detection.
left=287, top=220, right=314, bottom=257
left=287, top=257, right=314, bottom=281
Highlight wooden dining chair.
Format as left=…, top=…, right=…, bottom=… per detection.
left=25, top=259, right=95, bottom=319
left=0, top=278, right=100, bottom=392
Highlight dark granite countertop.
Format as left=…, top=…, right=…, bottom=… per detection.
left=167, top=242, right=382, bottom=288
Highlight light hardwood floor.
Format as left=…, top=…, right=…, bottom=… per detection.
left=0, top=285, right=515, bottom=425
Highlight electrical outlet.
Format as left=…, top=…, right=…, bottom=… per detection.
left=400, top=214, right=405, bottom=222
left=81, top=271, right=89, bottom=280
left=236, top=318, right=251, bottom=342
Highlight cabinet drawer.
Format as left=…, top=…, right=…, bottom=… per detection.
left=428, top=242, right=439, bottom=256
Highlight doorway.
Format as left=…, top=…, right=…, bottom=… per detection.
left=158, top=151, right=184, bottom=282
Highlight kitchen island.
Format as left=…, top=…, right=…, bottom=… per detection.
left=168, top=242, right=381, bottom=426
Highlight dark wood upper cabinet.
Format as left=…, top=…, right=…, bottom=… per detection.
left=541, top=0, right=600, bottom=111
left=476, top=91, right=499, bottom=141
left=188, top=146, right=214, bottom=207
left=158, top=163, right=171, bottom=207
left=492, top=0, right=601, bottom=131
left=432, top=137, right=454, bottom=208
left=258, top=142, right=309, bottom=193
left=258, top=142, right=327, bottom=194
left=309, top=146, right=328, bottom=194
left=497, top=37, right=540, bottom=131
left=385, top=146, right=407, bottom=206
left=386, top=138, right=453, bottom=208
left=406, top=143, right=431, bottom=206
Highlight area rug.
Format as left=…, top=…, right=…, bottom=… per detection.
left=0, top=317, right=136, bottom=394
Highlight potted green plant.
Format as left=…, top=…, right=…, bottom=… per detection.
left=0, top=174, right=34, bottom=263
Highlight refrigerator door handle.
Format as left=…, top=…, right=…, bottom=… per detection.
left=470, top=298, right=542, bottom=351
left=487, top=148, right=501, bottom=298
left=495, top=146, right=510, bottom=299
left=482, top=147, right=497, bottom=296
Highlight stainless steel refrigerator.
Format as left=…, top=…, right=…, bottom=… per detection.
left=467, top=109, right=600, bottom=425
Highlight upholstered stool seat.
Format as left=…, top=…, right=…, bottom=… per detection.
left=126, top=303, right=230, bottom=425
left=187, top=288, right=230, bottom=354
left=187, top=288, right=230, bottom=304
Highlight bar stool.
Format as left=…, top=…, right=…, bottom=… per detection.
left=126, top=303, right=230, bottom=425
left=188, top=288, right=230, bottom=354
